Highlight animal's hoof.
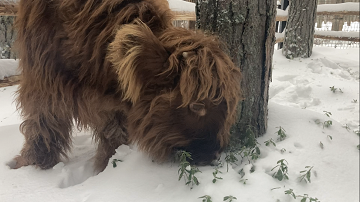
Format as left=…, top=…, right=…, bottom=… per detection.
left=7, top=156, right=30, bottom=169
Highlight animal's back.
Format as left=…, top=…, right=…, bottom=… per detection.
left=15, top=0, right=173, bottom=123
left=16, top=0, right=173, bottom=90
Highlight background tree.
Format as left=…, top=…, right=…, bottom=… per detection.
left=282, top=0, right=318, bottom=58
left=0, top=16, right=16, bottom=59
left=196, top=0, right=276, bottom=147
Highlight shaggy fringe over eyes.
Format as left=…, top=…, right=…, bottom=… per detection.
left=159, top=28, right=242, bottom=141
left=107, top=20, right=169, bottom=103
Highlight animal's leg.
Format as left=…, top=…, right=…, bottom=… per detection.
left=10, top=111, right=73, bottom=169
left=93, top=112, right=128, bottom=173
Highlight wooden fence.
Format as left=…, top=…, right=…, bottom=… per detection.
left=0, top=1, right=359, bottom=43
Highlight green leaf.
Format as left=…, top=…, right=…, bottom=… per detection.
left=306, top=171, right=311, bottom=183
left=271, top=165, right=279, bottom=171
left=276, top=169, right=283, bottom=181
left=301, top=198, right=307, bottom=202
left=212, top=179, right=216, bottom=183
left=178, top=171, right=184, bottom=181
left=284, top=174, right=289, bottom=180
left=193, top=176, right=199, bottom=185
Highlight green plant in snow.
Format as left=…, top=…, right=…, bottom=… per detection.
left=327, top=135, right=333, bottom=140
left=226, top=125, right=261, bottom=166
left=297, top=194, right=320, bottom=202
left=329, top=86, right=337, bottom=93
left=285, top=189, right=320, bottom=202
left=329, top=86, right=344, bottom=93
left=299, top=166, right=314, bottom=183
left=343, top=124, right=351, bottom=131
left=241, top=145, right=261, bottom=163
left=323, top=111, right=332, bottom=117
left=351, top=99, right=357, bottom=103
left=111, top=159, right=123, bottom=168
left=223, top=195, right=237, bottom=202
left=276, top=126, right=287, bottom=141
left=285, top=189, right=297, bottom=199
left=264, top=138, right=276, bottom=147
left=271, top=159, right=289, bottom=181
left=249, top=165, right=256, bottom=173
left=319, top=142, right=324, bottom=149
left=225, top=144, right=260, bottom=172
left=321, top=111, right=333, bottom=128
left=225, top=152, right=238, bottom=172
left=280, top=148, right=287, bottom=153
left=177, top=151, right=201, bottom=189
left=323, top=120, right=332, bottom=128
left=212, top=168, right=223, bottom=183
left=238, top=168, right=245, bottom=178
left=239, top=178, right=248, bottom=184
left=199, top=195, right=212, bottom=202
left=238, top=168, right=248, bottom=184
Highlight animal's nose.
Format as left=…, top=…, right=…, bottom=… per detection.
left=193, top=151, right=221, bottom=166
left=210, top=152, right=221, bottom=166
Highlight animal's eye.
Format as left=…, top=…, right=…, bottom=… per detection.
left=189, top=102, right=206, bottom=116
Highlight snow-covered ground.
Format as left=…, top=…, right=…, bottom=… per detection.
left=0, top=46, right=359, bottom=202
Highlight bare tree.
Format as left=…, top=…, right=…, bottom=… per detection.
left=282, top=0, right=318, bottom=58
left=196, top=0, right=276, bottom=143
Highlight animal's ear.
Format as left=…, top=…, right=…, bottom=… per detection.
left=107, top=19, right=169, bottom=103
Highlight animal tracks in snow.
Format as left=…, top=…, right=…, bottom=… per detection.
left=57, top=134, right=97, bottom=188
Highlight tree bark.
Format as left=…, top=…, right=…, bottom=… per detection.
left=0, top=16, right=17, bottom=59
left=196, top=0, right=276, bottom=141
left=282, top=0, right=318, bottom=59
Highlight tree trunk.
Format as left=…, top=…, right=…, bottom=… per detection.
left=196, top=0, right=276, bottom=143
left=282, top=0, right=318, bottom=59
left=0, top=16, right=17, bottom=59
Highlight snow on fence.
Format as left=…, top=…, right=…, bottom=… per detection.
left=275, top=2, right=360, bottom=47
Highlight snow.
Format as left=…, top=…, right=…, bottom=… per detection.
left=168, top=0, right=195, bottom=12
left=0, top=47, right=359, bottom=202
left=315, top=30, right=360, bottom=38
left=275, top=32, right=285, bottom=41
left=317, top=2, right=360, bottom=12
left=0, top=59, right=18, bottom=80
left=276, top=2, right=360, bottom=17
left=276, top=8, right=288, bottom=17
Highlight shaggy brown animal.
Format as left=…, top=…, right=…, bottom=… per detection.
left=10, top=0, right=241, bottom=173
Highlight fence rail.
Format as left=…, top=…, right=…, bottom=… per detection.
left=1, top=1, right=359, bottom=45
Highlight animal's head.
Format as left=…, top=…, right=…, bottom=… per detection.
left=107, top=20, right=241, bottom=165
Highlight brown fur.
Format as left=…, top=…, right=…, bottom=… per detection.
left=12, top=0, right=241, bottom=173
